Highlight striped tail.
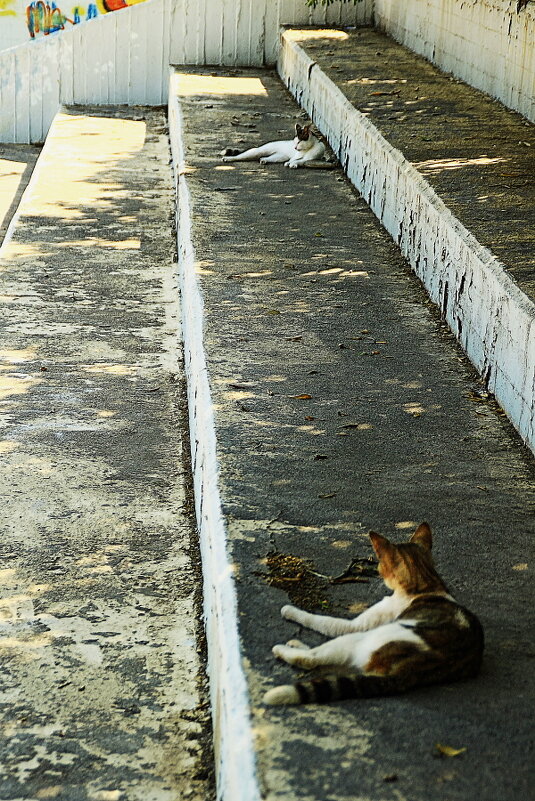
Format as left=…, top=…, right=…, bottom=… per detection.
left=264, top=673, right=417, bottom=706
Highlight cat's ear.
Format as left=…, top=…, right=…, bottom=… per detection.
left=295, top=123, right=302, bottom=136
left=301, top=124, right=311, bottom=139
left=369, top=531, right=395, bottom=560
left=410, top=522, right=432, bottom=551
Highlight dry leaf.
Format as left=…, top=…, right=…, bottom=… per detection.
left=435, top=743, right=466, bottom=758
left=286, top=335, right=303, bottom=342
left=290, top=394, right=312, bottom=400
left=318, top=492, right=336, bottom=499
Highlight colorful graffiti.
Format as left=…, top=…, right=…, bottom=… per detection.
left=26, top=1, right=97, bottom=37
left=24, top=0, right=145, bottom=39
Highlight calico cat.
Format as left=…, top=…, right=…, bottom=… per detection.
left=221, top=123, right=325, bottom=168
left=264, top=523, right=484, bottom=705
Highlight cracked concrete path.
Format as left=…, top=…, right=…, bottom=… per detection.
left=0, top=108, right=213, bottom=800
left=173, top=67, right=535, bottom=801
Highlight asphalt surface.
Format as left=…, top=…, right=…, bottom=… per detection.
left=175, top=67, right=535, bottom=801
left=0, top=107, right=214, bottom=801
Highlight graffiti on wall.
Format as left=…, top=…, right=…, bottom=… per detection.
left=24, top=0, right=145, bottom=39
left=26, top=2, right=95, bottom=37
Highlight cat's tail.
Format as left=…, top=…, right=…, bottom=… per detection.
left=264, top=673, right=418, bottom=706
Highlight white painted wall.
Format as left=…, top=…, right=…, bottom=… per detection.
left=375, top=0, right=535, bottom=122
left=1, top=0, right=372, bottom=143
left=279, top=30, right=535, bottom=453
left=169, top=0, right=373, bottom=66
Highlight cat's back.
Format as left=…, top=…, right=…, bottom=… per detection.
left=400, top=594, right=484, bottom=679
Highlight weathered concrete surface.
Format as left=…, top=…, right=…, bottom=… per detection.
left=279, top=28, right=535, bottom=454
left=0, top=144, right=40, bottom=245
left=0, top=108, right=214, bottom=800
left=172, top=67, right=535, bottom=801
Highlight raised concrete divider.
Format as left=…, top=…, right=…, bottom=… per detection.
left=279, top=27, right=535, bottom=454
left=169, top=64, right=535, bottom=801
left=169, top=69, right=262, bottom=801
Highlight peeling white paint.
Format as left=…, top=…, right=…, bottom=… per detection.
left=279, top=31, right=535, bottom=454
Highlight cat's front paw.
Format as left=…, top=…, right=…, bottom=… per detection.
left=281, top=604, right=300, bottom=621
left=285, top=160, right=300, bottom=169
left=221, top=156, right=231, bottom=162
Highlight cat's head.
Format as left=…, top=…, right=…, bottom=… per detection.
left=293, top=123, right=315, bottom=152
left=369, top=523, right=448, bottom=595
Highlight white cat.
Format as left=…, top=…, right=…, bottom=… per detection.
left=220, top=123, right=325, bottom=169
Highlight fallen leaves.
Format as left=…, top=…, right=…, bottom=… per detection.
left=435, top=743, right=466, bottom=758
left=290, top=393, right=312, bottom=400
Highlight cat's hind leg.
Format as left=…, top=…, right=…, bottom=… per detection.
left=222, top=143, right=276, bottom=162
left=273, top=632, right=366, bottom=670
left=285, top=639, right=310, bottom=649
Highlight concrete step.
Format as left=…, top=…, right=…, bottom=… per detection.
left=0, top=107, right=213, bottom=800
left=170, top=66, right=535, bottom=801
left=0, top=144, right=40, bottom=246
left=279, top=27, right=535, bottom=453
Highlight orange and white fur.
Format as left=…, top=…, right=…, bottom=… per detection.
left=221, top=123, right=325, bottom=168
left=264, top=523, right=484, bottom=705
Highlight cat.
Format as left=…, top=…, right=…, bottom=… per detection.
left=264, top=522, right=484, bottom=705
left=220, top=123, right=326, bottom=168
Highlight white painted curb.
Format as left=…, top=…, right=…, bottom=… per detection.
left=168, top=70, right=262, bottom=801
left=279, top=32, right=535, bottom=454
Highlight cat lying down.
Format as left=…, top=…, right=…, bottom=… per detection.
left=221, top=123, right=326, bottom=168
left=265, top=523, right=484, bottom=705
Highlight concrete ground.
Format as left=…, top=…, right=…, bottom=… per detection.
left=0, top=108, right=214, bottom=800
left=286, top=27, right=535, bottom=301
left=174, top=67, right=535, bottom=801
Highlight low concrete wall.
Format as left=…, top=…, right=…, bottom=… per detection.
left=0, top=0, right=373, bottom=144
left=279, top=30, right=535, bottom=453
left=168, top=70, right=262, bottom=801
left=375, top=0, right=535, bottom=122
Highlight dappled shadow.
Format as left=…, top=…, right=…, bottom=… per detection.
left=284, top=26, right=535, bottom=300
left=175, top=65, right=535, bottom=801
left=0, top=106, right=213, bottom=798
